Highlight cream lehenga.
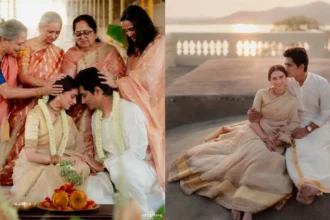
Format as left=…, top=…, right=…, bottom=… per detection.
left=168, top=89, right=300, bottom=213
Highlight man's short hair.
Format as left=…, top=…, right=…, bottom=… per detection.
left=75, top=67, right=117, bottom=96
left=283, top=47, right=309, bottom=72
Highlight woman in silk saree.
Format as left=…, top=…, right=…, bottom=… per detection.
left=61, top=14, right=126, bottom=155
left=168, top=65, right=300, bottom=220
left=12, top=76, right=90, bottom=202
left=1, top=12, right=65, bottom=186
left=104, top=5, right=166, bottom=189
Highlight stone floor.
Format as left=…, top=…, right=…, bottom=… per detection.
left=166, top=65, right=198, bottom=88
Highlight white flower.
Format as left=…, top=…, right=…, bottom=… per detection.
left=38, top=98, right=69, bottom=157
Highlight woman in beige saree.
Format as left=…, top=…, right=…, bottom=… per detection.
left=61, top=14, right=126, bottom=153
left=168, top=65, right=300, bottom=220
left=102, top=5, right=165, bottom=189
left=12, top=76, right=90, bottom=202
left=1, top=12, right=65, bottom=186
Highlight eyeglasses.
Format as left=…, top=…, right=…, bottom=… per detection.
left=73, top=30, right=94, bottom=38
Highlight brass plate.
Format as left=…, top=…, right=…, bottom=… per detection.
left=36, top=203, right=100, bottom=212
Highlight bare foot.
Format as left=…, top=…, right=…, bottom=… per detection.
left=296, top=191, right=314, bottom=205
left=231, top=209, right=242, bottom=220
left=242, top=212, right=253, bottom=220
left=301, top=182, right=319, bottom=198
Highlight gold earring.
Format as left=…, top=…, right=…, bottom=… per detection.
left=271, top=85, right=275, bottom=88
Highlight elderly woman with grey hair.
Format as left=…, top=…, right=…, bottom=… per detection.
left=0, top=17, right=63, bottom=184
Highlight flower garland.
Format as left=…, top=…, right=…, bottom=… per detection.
left=38, top=96, right=69, bottom=157
left=94, top=109, right=105, bottom=163
left=38, top=96, right=82, bottom=185
left=111, top=92, right=127, bottom=209
left=94, top=91, right=125, bottom=162
left=94, top=91, right=128, bottom=214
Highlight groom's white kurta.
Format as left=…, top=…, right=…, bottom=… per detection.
left=285, top=72, right=330, bottom=192
left=86, top=99, right=160, bottom=213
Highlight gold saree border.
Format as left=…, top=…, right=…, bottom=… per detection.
left=170, top=153, right=290, bottom=213
left=292, top=139, right=329, bottom=194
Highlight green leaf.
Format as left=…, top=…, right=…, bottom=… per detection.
left=153, top=204, right=165, bottom=220
left=107, top=24, right=126, bottom=45
left=70, top=216, right=82, bottom=220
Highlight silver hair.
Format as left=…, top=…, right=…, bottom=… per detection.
left=39, top=11, right=62, bottom=28
left=0, top=19, right=27, bottom=40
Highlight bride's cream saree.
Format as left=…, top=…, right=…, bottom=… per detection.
left=168, top=89, right=300, bottom=213
left=12, top=105, right=90, bottom=202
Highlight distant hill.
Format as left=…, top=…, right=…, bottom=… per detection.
left=167, top=1, right=330, bottom=25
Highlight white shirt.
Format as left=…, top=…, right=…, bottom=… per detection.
left=91, top=99, right=149, bottom=166
left=287, top=72, right=330, bottom=127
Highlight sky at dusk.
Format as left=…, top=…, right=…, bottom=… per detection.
left=166, top=0, right=330, bottom=18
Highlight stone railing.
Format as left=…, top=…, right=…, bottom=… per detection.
left=166, top=32, right=330, bottom=67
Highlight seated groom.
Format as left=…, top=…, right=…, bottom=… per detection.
left=249, top=47, right=330, bottom=205
left=75, top=67, right=161, bottom=215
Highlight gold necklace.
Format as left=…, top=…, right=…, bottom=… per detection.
left=82, top=49, right=99, bottom=69
left=48, top=104, right=60, bottom=118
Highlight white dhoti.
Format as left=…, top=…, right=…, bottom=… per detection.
left=86, top=171, right=115, bottom=204
left=285, top=123, right=330, bottom=192
left=105, top=153, right=161, bottom=215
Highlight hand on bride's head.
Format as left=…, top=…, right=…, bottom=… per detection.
left=49, top=73, right=67, bottom=84
left=40, top=83, right=63, bottom=96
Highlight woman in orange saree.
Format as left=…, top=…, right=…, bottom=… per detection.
left=1, top=19, right=62, bottom=169
left=0, top=12, right=65, bottom=186
left=61, top=15, right=126, bottom=155
left=110, top=5, right=165, bottom=189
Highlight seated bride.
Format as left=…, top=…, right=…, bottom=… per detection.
left=11, top=76, right=90, bottom=202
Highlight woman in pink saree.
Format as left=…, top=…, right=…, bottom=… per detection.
left=116, top=5, right=165, bottom=189
left=61, top=15, right=126, bottom=153
left=0, top=19, right=62, bottom=184
left=1, top=12, right=65, bottom=186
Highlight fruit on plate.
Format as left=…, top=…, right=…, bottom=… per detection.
left=52, top=191, right=69, bottom=208
left=39, top=182, right=95, bottom=210
left=69, top=190, right=88, bottom=210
